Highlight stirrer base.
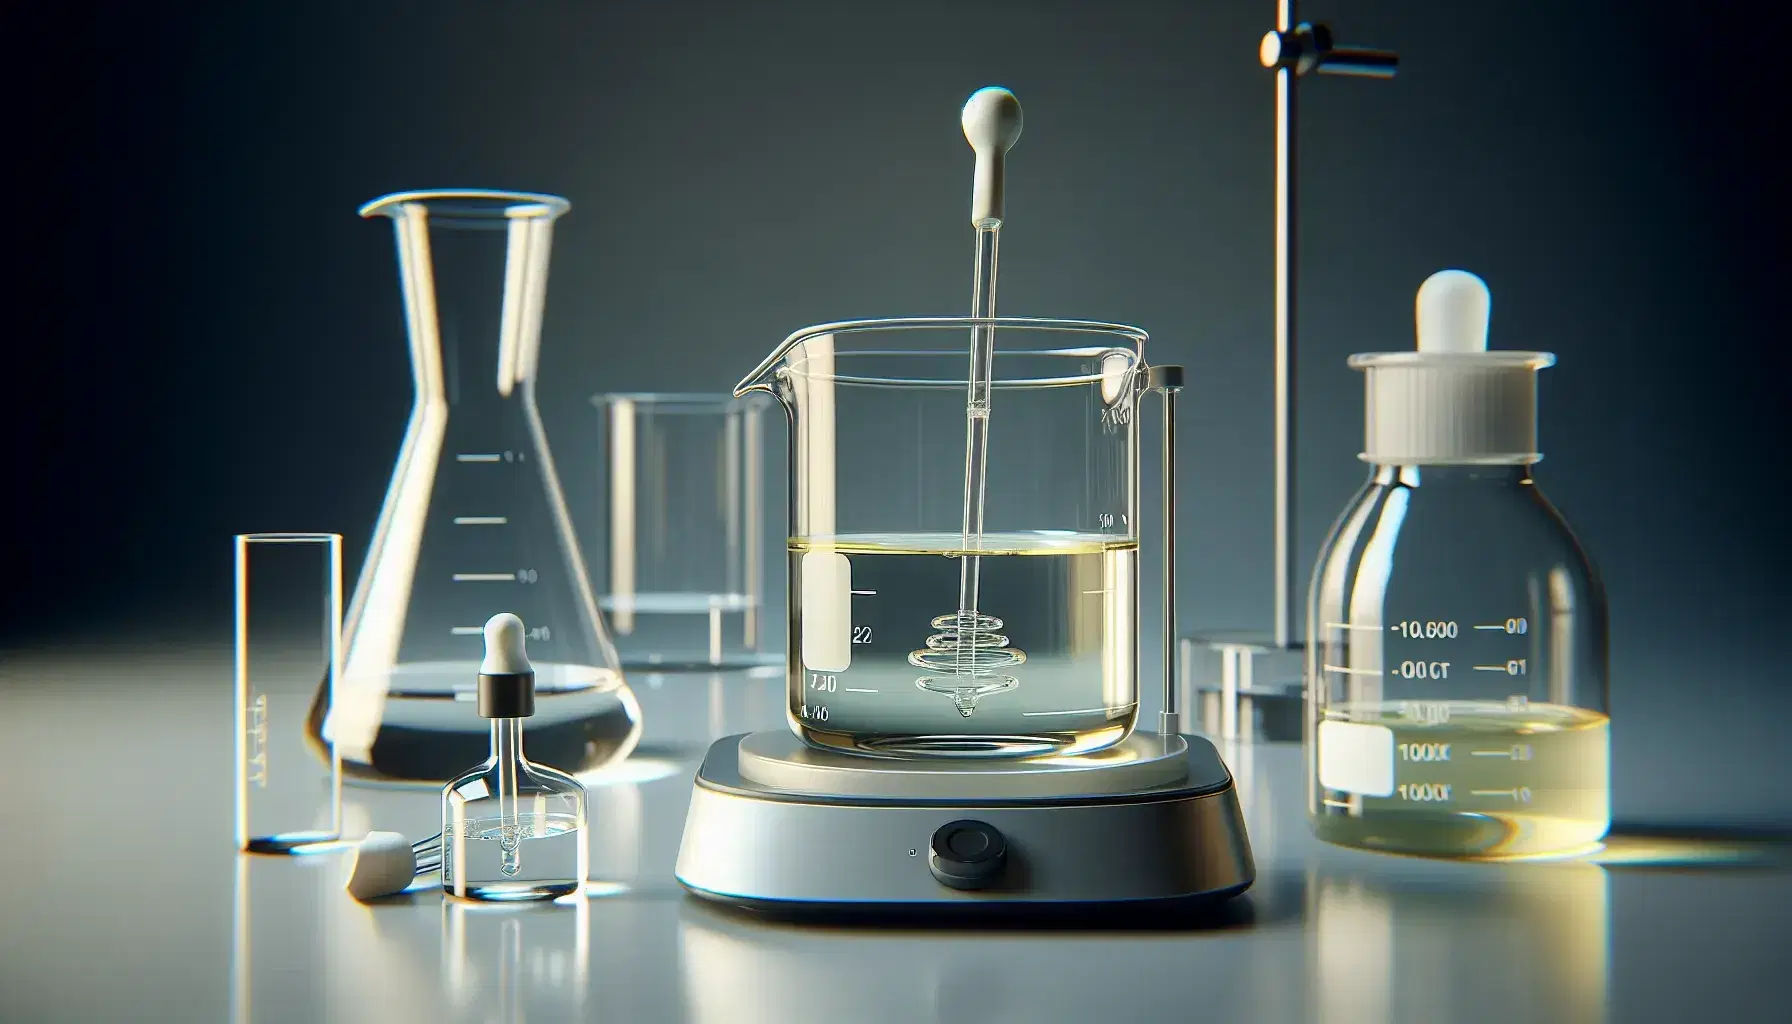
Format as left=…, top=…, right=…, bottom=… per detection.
left=675, top=732, right=1255, bottom=919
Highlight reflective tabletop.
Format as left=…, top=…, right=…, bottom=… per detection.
left=1, top=642, right=1785, bottom=1023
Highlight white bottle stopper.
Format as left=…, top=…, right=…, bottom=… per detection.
left=345, top=831, right=421, bottom=901
left=963, top=87, right=1023, bottom=226
left=1415, top=269, right=1491, bottom=354
left=1350, top=269, right=1556, bottom=465
left=480, top=612, right=532, bottom=675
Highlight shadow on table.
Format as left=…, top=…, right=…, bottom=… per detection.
left=361, top=878, right=692, bottom=905
left=1592, top=821, right=1792, bottom=873
left=677, top=898, right=1255, bottom=1024
left=674, top=881, right=1279, bottom=935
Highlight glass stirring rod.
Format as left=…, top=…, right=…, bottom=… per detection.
left=956, top=87, right=1024, bottom=675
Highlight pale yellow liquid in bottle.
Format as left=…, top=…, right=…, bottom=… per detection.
left=1312, top=701, right=1610, bottom=858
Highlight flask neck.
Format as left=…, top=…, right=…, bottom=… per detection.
left=1368, top=462, right=1535, bottom=488
left=379, top=200, right=561, bottom=405
left=489, top=717, right=526, bottom=767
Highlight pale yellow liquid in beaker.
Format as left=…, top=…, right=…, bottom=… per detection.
left=787, top=532, right=1139, bottom=758
left=1313, top=701, right=1610, bottom=858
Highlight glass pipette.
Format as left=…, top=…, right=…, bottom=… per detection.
left=955, top=87, right=1024, bottom=673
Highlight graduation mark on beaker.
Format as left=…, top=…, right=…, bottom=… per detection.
left=1470, top=788, right=1534, bottom=802
left=453, top=624, right=553, bottom=639
left=1473, top=618, right=1529, bottom=633
left=1323, top=663, right=1383, bottom=677
left=1472, top=660, right=1528, bottom=675
left=1469, top=745, right=1534, bottom=760
left=246, top=693, right=269, bottom=787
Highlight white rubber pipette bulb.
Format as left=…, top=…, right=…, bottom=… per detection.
left=1415, top=269, right=1491, bottom=353
left=345, top=831, right=418, bottom=901
left=962, top=87, right=1024, bottom=226
left=480, top=612, right=531, bottom=675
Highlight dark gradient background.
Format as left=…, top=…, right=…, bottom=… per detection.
left=23, top=1, right=1786, bottom=822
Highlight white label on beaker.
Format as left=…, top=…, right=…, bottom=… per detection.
left=801, top=551, right=853, bottom=673
left=1318, top=721, right=1396, bottom=797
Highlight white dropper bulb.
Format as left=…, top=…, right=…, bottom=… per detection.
left=962, top=87, right=1024, bottom=226
left=1415, top=269, right=1491, bottom=353
left=345, top=831, right=419, bottom=901
left=480, top=612, right=531, bottom=675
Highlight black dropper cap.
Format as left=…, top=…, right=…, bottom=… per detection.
left=477, top=612, right=536, bottom=719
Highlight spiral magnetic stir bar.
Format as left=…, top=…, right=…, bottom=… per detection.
left=909, top=610, right=1027, bottom=716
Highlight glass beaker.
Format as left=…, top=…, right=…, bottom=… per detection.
left=235, top=532, right=343, bottom=853
left=308, top=190, right=641, bottom=786
left=590, top=392, right=779, bottom=672
left=737, top=317, right=1154, bottom=759
left=1307, top=271, right=1610, bottom=858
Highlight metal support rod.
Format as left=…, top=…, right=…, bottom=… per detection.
left=1258, top=6, right=1398, bottom=651
left=1272, top=0, right=1298, bottom=651
left=1151, top=365, right=1185, bottom=737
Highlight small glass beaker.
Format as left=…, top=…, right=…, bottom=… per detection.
left=738, top=317, right=1159, bottom=759
left=590, top=392, right=779, bottom=672
left=308, top=190, right=641, bottom=786
left=234, top=532, right=343, bottom=854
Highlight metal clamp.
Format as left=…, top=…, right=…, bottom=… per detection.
left=1260, top=22, right=1398, bottom=79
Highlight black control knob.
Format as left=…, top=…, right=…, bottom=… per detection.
left=928, top=820, right=1007, bottom=890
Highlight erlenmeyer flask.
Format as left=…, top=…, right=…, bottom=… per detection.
left=307, top=189, right=641, bottom=786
